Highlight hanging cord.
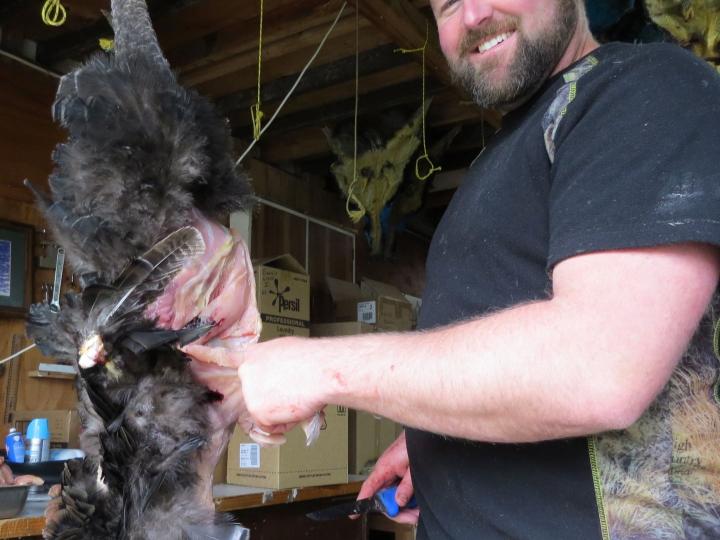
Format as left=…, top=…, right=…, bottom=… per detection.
left=395, top=23, right=441, bottom=181
left=0, top=344, right=36, bottom=367
left=344, top=2, right=365, bottom=222
left=250, top=0, right=265, bottom=141
left=236, top=2, right=348, bottom=166
left=41, top=0, right=67, bottom=27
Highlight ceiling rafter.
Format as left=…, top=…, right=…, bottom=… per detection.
left=217, top=42, right=413, bottom=114
left=193, top=21, right=389, bottom=98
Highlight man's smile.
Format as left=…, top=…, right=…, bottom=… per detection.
left=475, top=31, right=515, bottom=55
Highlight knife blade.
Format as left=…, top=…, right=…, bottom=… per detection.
left=50, top=247, right=65, bottom=313
left=306, top=485, right=417, bottom=521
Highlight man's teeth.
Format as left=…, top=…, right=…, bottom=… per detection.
left=477, top=32, right=512, bottom=54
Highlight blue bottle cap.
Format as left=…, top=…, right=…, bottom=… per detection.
left=26, top=418, right=50, bottom=439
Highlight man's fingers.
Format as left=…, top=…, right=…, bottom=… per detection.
left=357, top=468, right=396, bottom=501
left=254, top=422, right=294, bottom=435
left=395, top=470, right=414, bottom=506
left=392, top=508, right=420, bottom=525
left=48, top=484, right=62, bottom=498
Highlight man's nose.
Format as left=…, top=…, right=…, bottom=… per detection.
left=462, top=1, right=493, bottom=28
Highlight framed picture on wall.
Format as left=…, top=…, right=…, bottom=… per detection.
left=0, top=220, right=33, bottom=317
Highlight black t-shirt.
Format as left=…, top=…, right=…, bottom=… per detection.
left=407, top=42, right=720, bottom=539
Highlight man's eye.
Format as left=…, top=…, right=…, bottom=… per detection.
left=440, top=0, right=460, bottom=14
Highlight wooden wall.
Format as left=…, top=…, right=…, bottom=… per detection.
left=248, top=158, right=428, bottom=307
left=0, top=56, right=76, bottom=423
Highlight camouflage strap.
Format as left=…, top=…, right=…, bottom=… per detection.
left=542, top=55, right=599, bottom=163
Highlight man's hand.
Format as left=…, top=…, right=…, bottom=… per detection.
left=235, top=337, right=329, bottom=434
left=356, top=431, right=419, bottom=525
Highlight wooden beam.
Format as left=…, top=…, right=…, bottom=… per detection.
left=193, top=23, right=389, bottom=98
left=347, top=0, right=501, bottom=128
left=36, top=0, right=295, bottom=66
left=155, top=0, right=299, bottom=51
left=166, top=0, right=338, bottom=71
left=0, top=0, right=107, bottom=43
left=217, top=43, right=413, bottom=114
left=255, top=89, right=489, bottom=164
left=180, top=12, right=374, bottom=87
left=36, top=0, right=172, bottom=65
left=256, top=126, right=331, bottom=163
left=236, top=78, right=444, bottom=137
left=228, top=62, right=421, bottom=129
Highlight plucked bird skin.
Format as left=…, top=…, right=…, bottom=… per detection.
left=24, top=0, right=263, bottom=538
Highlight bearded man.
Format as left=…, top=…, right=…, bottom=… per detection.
left=190, top=1, right=720, bottom=538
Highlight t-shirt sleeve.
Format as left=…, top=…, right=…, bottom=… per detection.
left=547, top=43, right=720, bottom=269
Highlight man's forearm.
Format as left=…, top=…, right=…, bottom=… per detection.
left=317, top=293, right=694, bottom=442
left=233, top=247, right=715, bottom=443
left=316, top=300, right=602, bottom=441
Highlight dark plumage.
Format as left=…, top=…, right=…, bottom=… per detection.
left=25, top=1, right=253, bottom=538
left=36, top=0, right=251, bottom=282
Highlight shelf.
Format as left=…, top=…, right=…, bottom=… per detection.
left=0, top=479, right=365, bottom=539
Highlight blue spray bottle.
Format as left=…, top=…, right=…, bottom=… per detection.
left=5, top=427, right=25, bottom=463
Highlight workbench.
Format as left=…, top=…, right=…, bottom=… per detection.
left=0, top=480, right=368, bottom=539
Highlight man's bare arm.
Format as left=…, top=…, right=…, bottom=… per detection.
left=237, top=243, right=720, bottom=442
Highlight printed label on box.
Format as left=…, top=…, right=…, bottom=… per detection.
left=357, top=301, right=376, bottom=324
left=240, top=443, right=260, bottom=468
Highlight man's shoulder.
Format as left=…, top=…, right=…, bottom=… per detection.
left=589, top=41, right=717, bottom=85
left=563, top=41, right=720, bottom=115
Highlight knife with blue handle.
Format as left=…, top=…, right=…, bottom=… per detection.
left=306, top=485, right=417, bottom=521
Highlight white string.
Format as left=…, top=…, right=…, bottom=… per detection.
left=235, top=1, right=348, bottom=165
left=0, top=344, right=36, bottom=366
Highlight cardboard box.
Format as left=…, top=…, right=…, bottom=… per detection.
left=325, top=277, right=370, bottom=323
left=213, top=447, right=228, bottom=484
left=311, top=321, right=376, bottom=337
left=254, top=254, right=310, bottom=341
left=325, top=277, right=413, bottom=331
left=349, top=410, right=398, bottom=475
left=227, top=405, right=348, bottom=489
left=12, top=409, right=80, bottom=447
left=359, top=278, right=414, bottom=331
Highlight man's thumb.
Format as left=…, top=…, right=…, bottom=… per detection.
left=395, top=471, right=414, bottom=506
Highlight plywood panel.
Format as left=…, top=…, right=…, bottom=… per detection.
left=0, top=57, right=61, bottom=205
left=251, top=204, right=307, bottom=267
left=307, top=222, right=353, bottom=286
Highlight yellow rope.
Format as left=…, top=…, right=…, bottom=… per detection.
left=99, top=38, right=114, bottom=52
left=236, top=2, right=347, bottom=165
left=345, top=3, right=365, bottom=222
left=395, top=23, right=441, bottom=181
left=41, top=0, right=67, bottom=27
left=250, top=0, right=265, bottom=141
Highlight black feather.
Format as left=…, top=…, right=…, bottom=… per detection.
left=30, top=0, right=252, bottom=283
left=28, top=1, right=254, bottom=538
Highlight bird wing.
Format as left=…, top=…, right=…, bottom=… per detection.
left=87, top=226, right=205, bottom=337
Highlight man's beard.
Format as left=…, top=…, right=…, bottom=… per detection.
left=450, top=0, right=579, bottom=110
